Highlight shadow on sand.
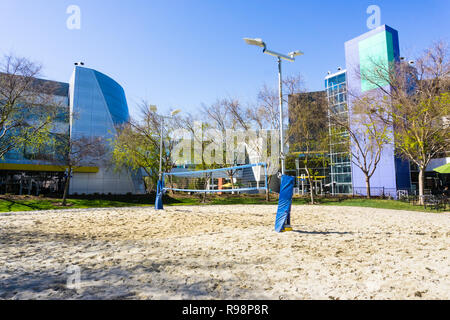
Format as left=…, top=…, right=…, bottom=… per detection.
left=292, top=230, right=353, bottom=235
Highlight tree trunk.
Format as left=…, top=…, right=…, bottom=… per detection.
left=169, top=175, right=174, bottom=195
left=418, top=168, right=425, bottom=205
left=228, top=173, right=235, bottom=195
left=365, top=175, right=371, bottom=199
left=62, top=171, right=71, bottom=206
left=308, top=178, right=315, bottom=205
left=202, top=174, right=211, bottom=203
left=305, top=167, right=314, bottom=205
left=202, top=192, right=207, bottom=203
left=266, top=176, right=271, bottom=202
left=308, top=179, right=315, bottom=204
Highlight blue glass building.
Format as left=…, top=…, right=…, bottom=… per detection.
left=0, top=64, right=145, bottom=195
left=325, top=69, right=353, bottom=194
left=69, top=65, right=145, bottom=195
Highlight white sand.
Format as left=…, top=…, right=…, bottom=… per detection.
left=0, top=205, right=448, bottom=300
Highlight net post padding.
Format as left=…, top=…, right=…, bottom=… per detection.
left=155, top=179, right=164, bottom=210
left=275, top=175, right=295, bottom=233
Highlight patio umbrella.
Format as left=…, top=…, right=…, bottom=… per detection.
left=221, top=182, right=243, bottom=188
left=433, top=163, right=450, bottom=174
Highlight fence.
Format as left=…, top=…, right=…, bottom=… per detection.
left=352, top=187, right=397, bottom=198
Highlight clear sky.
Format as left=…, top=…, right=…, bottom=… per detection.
left=0, top=0, right=448, bottom=118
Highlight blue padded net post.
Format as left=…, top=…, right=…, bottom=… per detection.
left=275, top=175, right=295, bottom=233
left=155, top=179, right=164, bottom=210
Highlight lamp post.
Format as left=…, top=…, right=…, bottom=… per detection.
left=150, top=105, right=181, bottom=181
left=243, top=38, right=303, bottom=175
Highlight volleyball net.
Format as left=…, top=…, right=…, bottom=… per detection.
left=155, top=162, right=294, bottom=233
left=161, top=163, right=268, bottom=194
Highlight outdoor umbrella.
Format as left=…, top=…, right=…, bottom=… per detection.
left=433, top=163, right=450, bottom=174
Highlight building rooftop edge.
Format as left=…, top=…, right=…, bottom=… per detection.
left=344, top=24, right=398, bottom=47
left=325, top=69, right=347, bottom=80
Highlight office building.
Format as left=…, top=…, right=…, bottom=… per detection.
left=0, top=64, right=145, bottom=195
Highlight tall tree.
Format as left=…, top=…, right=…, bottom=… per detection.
left=289, top=91, right=329, bottom=203
left=112, top=122, right=159, bottom=192
left=55, top=134, right=106, bottom=206
left=173, top=113, right=220, bottom=202
left=111, top=102, right=180, bottom=193
left=329, top=95, right=392, bottom=198
left=0, top=54, right=62, bottom=159
left=360, top=41, right=450, bottom=203
left=246, top=74, right=305, bottom=200
left=202, top=98, right=247, bottom=193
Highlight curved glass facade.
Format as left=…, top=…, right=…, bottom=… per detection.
left=70, top=66, right=124, bottom=140
left=92, top=70, right=130, bottom=126
left=69, top=66, right=144, bottom=195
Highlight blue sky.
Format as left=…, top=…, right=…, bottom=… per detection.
left=0, top=0, right=448, bottom=118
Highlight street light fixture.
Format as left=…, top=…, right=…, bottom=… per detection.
left=245, top=38, right=303, bottom=232
left=289, top=50, right=304, bottom=58
left=171, top=109, right=181, bottom=117
left=244, top=37, right=303, bottom=175
left=243, top=38, right=266, bottom=48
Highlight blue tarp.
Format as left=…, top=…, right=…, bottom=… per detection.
left=155, top=180, right=164, bottom=210
left=275, top=175, right=295, bottom=233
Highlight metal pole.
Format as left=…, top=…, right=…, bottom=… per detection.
left=159, top=116, right=164, bottom=181
left=264, top=163, right=268, bottom=192
left=278, top=57, right=285, bottom=176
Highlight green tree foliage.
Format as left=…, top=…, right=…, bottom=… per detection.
left=0, top=54, right=62, bottom=159
left=111, top=102, right=180, bottom=193
left=112, top=123, right=160, bottom=192
left=361, top=41, right=450, bottom=203
left=288, top=91, right=329, bottom=203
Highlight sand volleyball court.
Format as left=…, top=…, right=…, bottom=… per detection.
left=0, top=205, right=449, bottom=300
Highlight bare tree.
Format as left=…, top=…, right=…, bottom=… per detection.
left=202, top=98, right=249, bottom=193
left=174, top=112, right=217, bottom=202
left=253, top=84, right=281, bottom=130
left=199, top=74, right=304, bottom=201
left=244, top=74, right=305, bottom=200
left=224, top=98, right=249, bottom=131
left=55, top=134, right=106, bottom=206
left=202, top=100, right=230, bottom=133
left=329, top=95, right=392, bottom=198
